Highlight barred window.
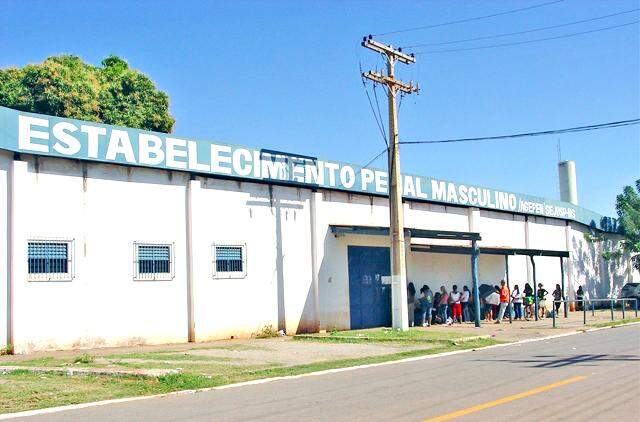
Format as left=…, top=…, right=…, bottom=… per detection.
left=28, top=240, right=73, bottom=281
left=134, top=243, right=174, bottom=280
left=213, top=245, right=246, bottom=278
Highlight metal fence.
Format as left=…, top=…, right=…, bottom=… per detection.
left=551, top=298, right=639, bottom=328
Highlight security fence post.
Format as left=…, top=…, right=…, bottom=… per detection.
left=583, top=300, right=586, bottom=325
left=635, top=299, right=638, bottom=318
left=553, top=303, right=556, bottom=328
left=621, top=299, right=625, bottom=320
left=592, top=301, right=595, bottom=317
left=610, top=299, right=614, bottom=321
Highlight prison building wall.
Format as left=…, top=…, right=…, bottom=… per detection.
left=0, top=152, right=636, bottom=353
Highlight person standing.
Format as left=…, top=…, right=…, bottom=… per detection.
left=407, top=282, right=417, bottom=327
left=419, top=285, right=433, bottom=327
left=485, top=290, right=500, bottom=321
left=552, top=284, right=562, bottom=315
left=524, top=283, right=534, bottom=320
left=496, top=280, right=510, bottom=323
left=537, top=283, right=548, bottom=319
left=576, top=285, right=585, bottom=311
left=438, top=286, right=449, bottom=324
left=492, top=285, right=501, bottom=318
left=450, top=285, right=462, bottom=323
left=511, top=284, right=523, bottom=320
left=461, top=285, right=471, bottom=322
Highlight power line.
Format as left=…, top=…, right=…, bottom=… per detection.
left=359, top=61, right=388, bottom=147
left=403, top=8, right=639, bottom=48
left=361, top=147, right=388, bottom=169
left=399, top=119, right=640, bottom=145
left=413, top=20, right=639, bottom=54
left=374, top=0, right=564, bottom=37
left=372, top=82, right=388, bottom=142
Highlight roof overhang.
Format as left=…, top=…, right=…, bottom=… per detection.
left=329, top=225, right=481, bottom=241
left=410, top=244, right=569, bottom=258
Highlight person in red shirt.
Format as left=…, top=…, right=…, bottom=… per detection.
left=449, top=285, right=462, bottom=323
left=496, top=280, right=510, bottom=324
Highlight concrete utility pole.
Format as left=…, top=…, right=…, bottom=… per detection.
left=361, top=36, right=419, bottom=331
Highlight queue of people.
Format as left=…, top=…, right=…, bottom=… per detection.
left=406, top=282, right=473, bottom=326
left=407, top=280, right=576, bottom=326
left=484, top=282, right=550, bottom=322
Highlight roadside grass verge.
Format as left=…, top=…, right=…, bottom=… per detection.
left=587, top=316, right=640, bottom=329
left=294, top=327, right=482, bottom=344
left=105, top=352, right=237, bottom=362
left=1, top=351, right=244, bottom=371
left=0, top=337, right=498, bottom=415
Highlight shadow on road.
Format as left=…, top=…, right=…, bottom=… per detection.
left=475, top=354, right=640, bottom=368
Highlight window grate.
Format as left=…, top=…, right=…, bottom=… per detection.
left=134, top=243, right=173, bottom=280
left=28, top=240, right=73, bottom=281
left=213, top=245, right=246, bottom=278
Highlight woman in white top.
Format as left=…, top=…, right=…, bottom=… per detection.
left=511, top=284, right=523, bottom=320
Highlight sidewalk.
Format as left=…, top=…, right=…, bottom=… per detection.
left=423, top=309, right=638, bottom=342
left=1, top=309, right=634, bottom=366
left=0, top=334, right=443, bottom=372
left=1, top=311, right=637, bottom=415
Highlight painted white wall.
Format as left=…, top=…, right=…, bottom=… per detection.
left=0, top=151, right=9, bottom=348
left=567, top=223, right=638, bottom=300
left=3, top=154, right=634, bottom=352
left=408, top=251, right=505, bottom=291
left=190, top=179, right=314, bottom=338
left=528, top=216, right=567, bottom=249
left=11, top=157, right=189, bottom=353
left=477, top=210, right=526, bottom=248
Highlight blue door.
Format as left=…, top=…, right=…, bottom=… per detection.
left=348, top=246, right=391, bottom=329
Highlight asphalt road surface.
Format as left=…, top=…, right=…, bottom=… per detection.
left=14, top=325, right=640, bottom=421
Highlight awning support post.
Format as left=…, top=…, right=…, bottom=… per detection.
left=505, top=255, right=512, bottom=324
left=530, top=255, right=538, bottom=321
left=471, top=239, right=481, bottom=328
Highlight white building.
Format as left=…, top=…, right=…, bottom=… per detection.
left=0, top=106, right=635, bottom=354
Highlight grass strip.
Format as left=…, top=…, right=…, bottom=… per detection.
left=587, top=317, right=640, bottom=329
left=293, top=334, right=487, bottom=345
left=0, top=338, right=498, bottom=415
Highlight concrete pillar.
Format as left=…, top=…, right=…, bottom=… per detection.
left=467, top=207, right=480, bottom=233
left=308, top=191, right=321, bottom=332
left=564, top=222, right=574, bottom=300
left=8, top=159, right=28, bottom=353
left=0, top=156, right=8, bottom=350
left=185, top=176, right=200, bottom=342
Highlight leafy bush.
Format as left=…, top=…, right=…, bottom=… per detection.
left=253, top=325, right=278, bottom=339
left=73, top=353, right=95, bottom=364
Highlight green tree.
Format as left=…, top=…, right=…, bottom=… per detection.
left=0, top=55, right=174, bottom=133
left=616, top=179, right=640, bottom=271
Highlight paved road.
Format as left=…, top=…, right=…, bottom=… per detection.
left=15, top=325, right=640, bottom=421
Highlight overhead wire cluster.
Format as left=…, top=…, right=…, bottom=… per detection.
left=358, top=1, right=639, bottom=167
left=403, top=8, right=639, bottom=49
left=399, top=119, right=640, bottom=145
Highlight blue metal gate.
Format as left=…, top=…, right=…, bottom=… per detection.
left=347, top=246, right=391, bottom=329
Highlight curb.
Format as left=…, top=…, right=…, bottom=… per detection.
left=1, top=321, right=638, bottom=420
left=0, top=366, right=177, bottom=378
left=292, top=334, right=491, bottom=343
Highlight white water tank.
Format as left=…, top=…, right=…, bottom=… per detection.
left=558, top=160, right=578, bottom=205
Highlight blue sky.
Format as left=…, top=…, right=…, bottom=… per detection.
left=1, top=0, right=638, bottom=217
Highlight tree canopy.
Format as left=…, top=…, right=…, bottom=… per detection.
left=616, top=179, right=640, bottom=270
left=0, top=55, right=174, bottom=133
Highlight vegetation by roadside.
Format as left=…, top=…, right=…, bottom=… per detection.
left=294, top=327, right=484, bottom=344
left=0, top=337, right=498, bottom=415
left=587, top=316, right=640, bottom=329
